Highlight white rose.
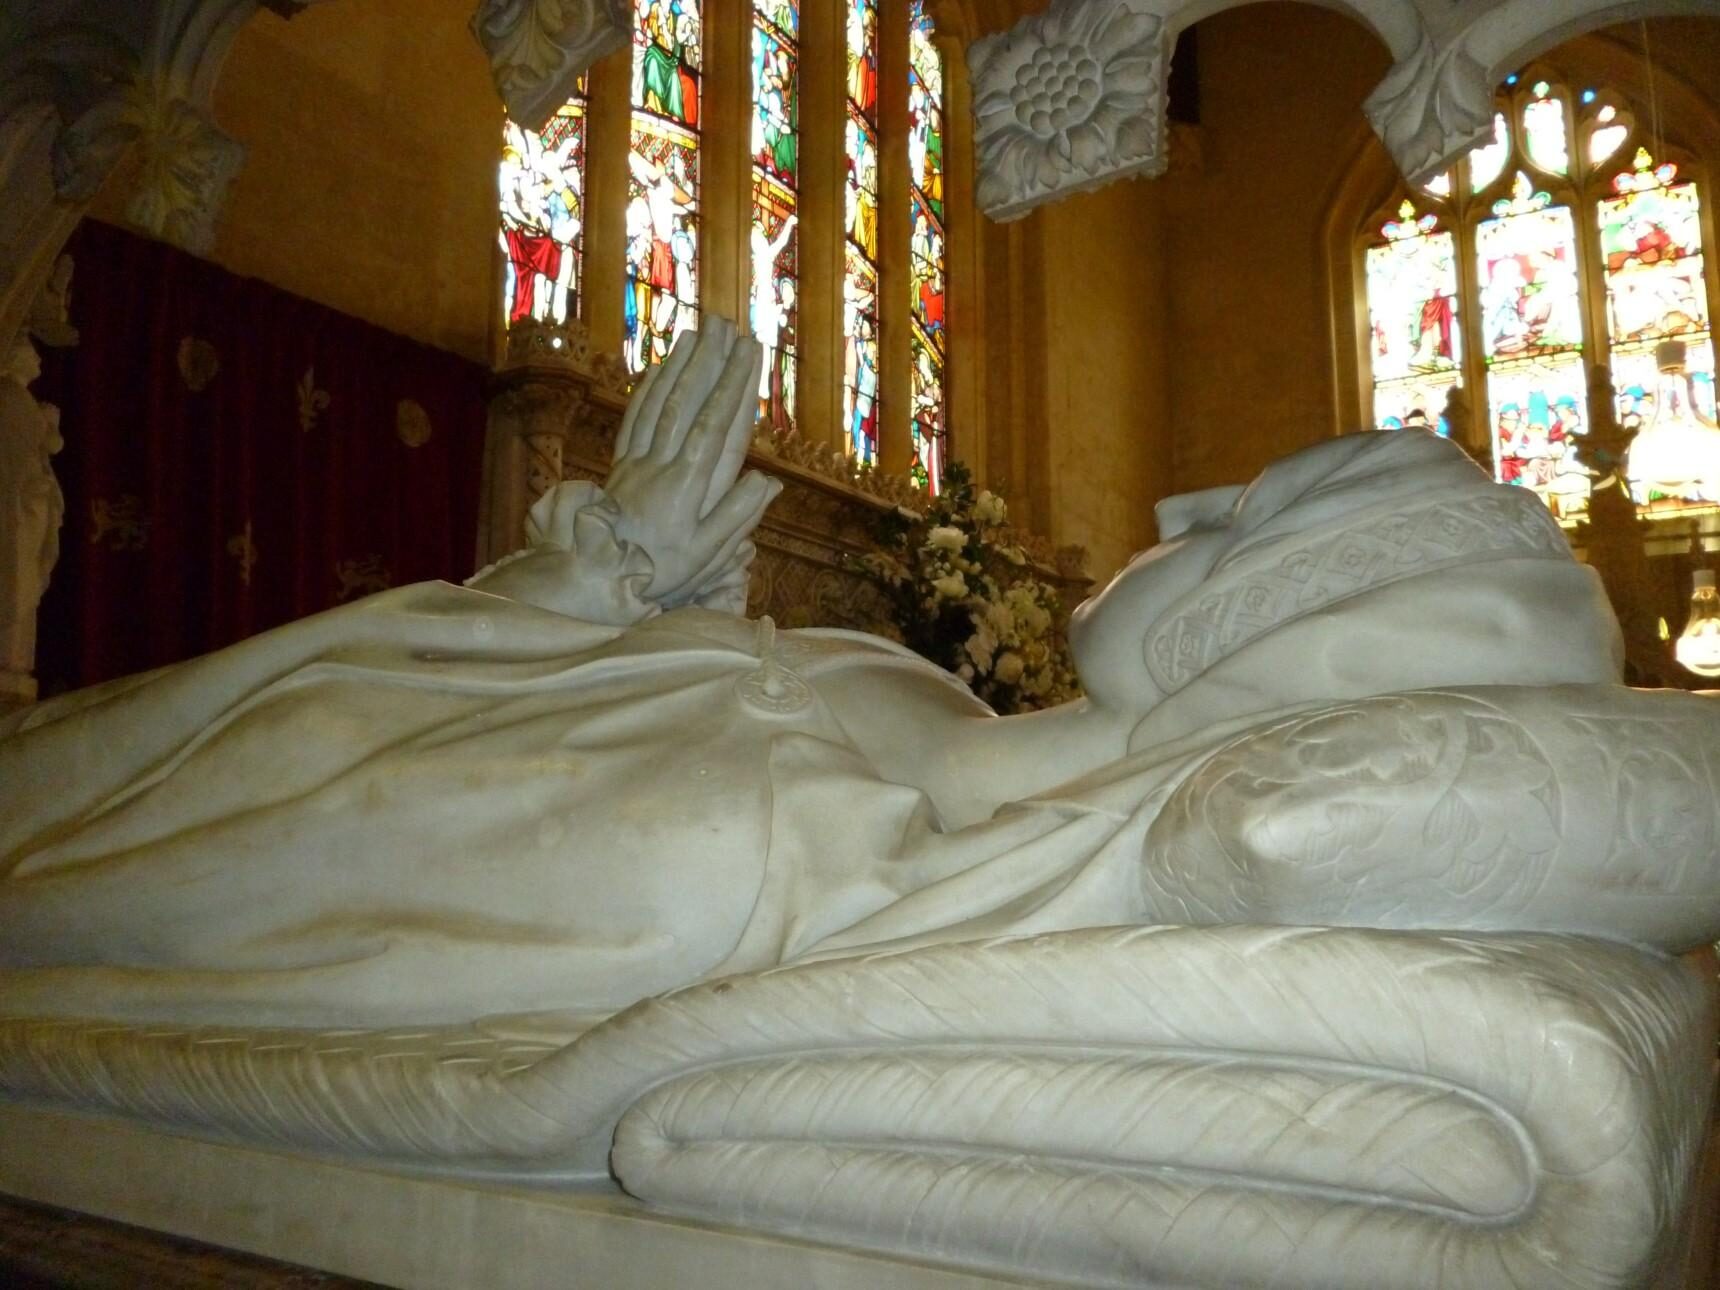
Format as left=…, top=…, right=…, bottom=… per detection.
left=965, top=633, right=994, bottom=671
left=928, top=525, right=966, bottom=552
left=975, top=491, right=1007, bottom=525
left=932, top=573, right=968, bottom=600
left=994, top=652, right=1025, bottom=685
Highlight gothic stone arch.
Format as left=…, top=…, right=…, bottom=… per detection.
left=966, top=0, right=1720, bottom=222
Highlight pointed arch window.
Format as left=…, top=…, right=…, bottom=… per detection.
left=626, top=0, right=703, bottom=372
left=752, top=0, right=800, bottom=432
left=499, top=83, right=588, bottom=327
left=907, top=0, right=947, bottom=493
left=1360, top=76, right=1720, bottom=522
left=843, top=0, right=881, bottom=466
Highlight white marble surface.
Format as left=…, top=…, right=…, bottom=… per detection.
left=4, top=320, right=1720, bottom=1289
left=0, top=927, right=1711, bottom=1289
left=0, top=1105, right=1048, bottom=1290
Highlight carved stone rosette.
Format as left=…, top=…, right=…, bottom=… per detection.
left=969, top=0, right=1165, bottom=222
left=967, top=0, right=1705, bottom=219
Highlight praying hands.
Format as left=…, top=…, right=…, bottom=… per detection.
left=470, top=319, right=780, bottom=622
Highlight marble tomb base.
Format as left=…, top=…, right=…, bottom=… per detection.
left=0, top=1103, right=1048, bottom=1290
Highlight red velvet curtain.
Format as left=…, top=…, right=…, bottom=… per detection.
left=32, top=219, right=489, bottom=695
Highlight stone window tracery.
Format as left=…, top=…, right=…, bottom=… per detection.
left=1359, top=73, right=1720, bottom=524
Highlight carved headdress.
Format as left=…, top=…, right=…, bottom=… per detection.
left=1120, top=432, right=1623, bottom=748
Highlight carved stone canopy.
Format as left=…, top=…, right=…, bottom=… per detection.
left=968, top=0, right=1720, bottom=221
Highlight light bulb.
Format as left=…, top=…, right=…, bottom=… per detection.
left=1676, top=568, right=1720, bottom=678
left=1624, top=339, right=1720, bottom=507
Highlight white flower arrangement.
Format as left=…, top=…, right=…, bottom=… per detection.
left=857, top=462, right=1079, bottom=713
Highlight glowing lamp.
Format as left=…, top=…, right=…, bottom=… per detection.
left=1676, top=568, right=1720, bottom=678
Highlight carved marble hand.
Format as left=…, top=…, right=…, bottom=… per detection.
left=606, top=318, right=779, bottom=608
left=467, top=320, right=778, bottom=622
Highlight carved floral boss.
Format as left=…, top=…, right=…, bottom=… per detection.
left=970, top=0, right=1164, bottom=222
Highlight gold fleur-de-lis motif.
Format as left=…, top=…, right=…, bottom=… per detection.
left=396, top=398, right=433, bottom=448
left=177, top=337, right=220, bottom=392
left=226, top=520, right=258, bottom=585
left=297, top=367, right=331, bottom=433
left=334, top=554, right=392, bottom=602
left=88, top=495, right=150, bottom=551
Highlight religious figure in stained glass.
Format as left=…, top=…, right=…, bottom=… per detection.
left=1477, top=180, right=1585, bottom=359
left=1365, top=202, right=1460, bottom=433
left=753, top=5, right=797, bottom=182
left=846, top=115, right=880, bottom=262
left=845, top=269, right=880, bottom=463
left=842, top=0, right=880, bottom=464
left=626, top=0, right=702, bottom=372
left=499, top=90, right=587, bottom=326
left=847, top=0, right=878, bottom=120
left=752, top=0, right=800, bottom=431
left=908, top=1, right=947, bottom=492
left=1599, top=152, right=1707, bottom=343
left=635, top=0, right=701, bottom=128
left=1360, top=73, right=1720, bottom=524
left=1475, top=175, right=1589, bottom=517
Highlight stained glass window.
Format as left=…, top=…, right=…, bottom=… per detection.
left=843, top=0, right=880, bottom=465
left=1479, top=173, right=1589, bottom=514
left=1600, top=148, right=1720, bottom=512
left=1361, top=74, right=1720, bottom=524
left=1470, top=113, right=1510, bottom=193
left=1365, top=200, right=1461, bottom=434
left=907, top=1, right=947, bottom=493
left=500, top=83, right=588, bottom=327
left=752, top=0, right=799, bottom=432
left=1522, top=81, right=1569, bottom=176
left=1589, top=104, right=1628, bottom=168
left=626, top=0, right=702, bottom=372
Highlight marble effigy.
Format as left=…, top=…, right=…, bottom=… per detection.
left=2, top=321, right=1718, bottom=1289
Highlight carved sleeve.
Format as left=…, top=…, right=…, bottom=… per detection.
left=465, top=479, right=659, bottom=627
